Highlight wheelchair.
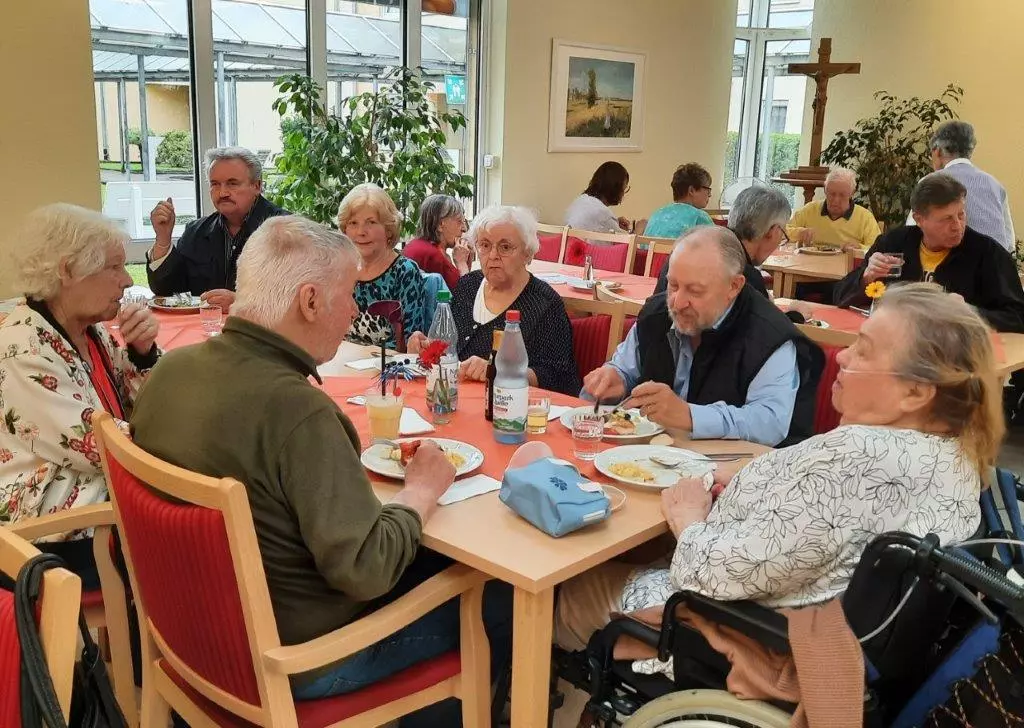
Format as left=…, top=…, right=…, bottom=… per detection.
left=552, top=468, right=1024, bottom=727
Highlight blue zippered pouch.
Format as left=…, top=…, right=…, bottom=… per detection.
left=499, top=457, right=611, bottom=537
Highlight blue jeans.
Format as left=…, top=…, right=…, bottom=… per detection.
left=293, top=551, right=513, bottom=728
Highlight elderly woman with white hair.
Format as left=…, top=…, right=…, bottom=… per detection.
left=408, top=205, right=581, bottom=395
left=0, top=203, right=160, bottom=590
left=787, top=166, right=882, bottom=251
left=338, top=183, right=426, bottom=349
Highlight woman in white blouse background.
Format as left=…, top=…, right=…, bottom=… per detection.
left=564, top=161, right=632, bottom=233
left=554, top=283, right=1003, bottom=672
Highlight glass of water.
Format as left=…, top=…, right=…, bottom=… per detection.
left=572, top=413, right=604, bottom=461
left=200, top=304, right=223, bottom=337
left=110, top=292, right=147, bottom=332
left=886, top=252, right=905, bottom=278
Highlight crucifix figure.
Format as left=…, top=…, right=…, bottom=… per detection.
left=788, top=38, right=861, bottom=167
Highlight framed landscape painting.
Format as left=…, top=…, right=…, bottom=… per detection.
left=548, top=40, right=646, bottom=153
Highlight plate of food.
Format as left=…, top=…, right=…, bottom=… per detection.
left=568, top=280, right=624, bottom=293
left=594, top=445, right=715, bottom=490
left=149, top=294, right=203, bottom=313
left=361, top=438, right=484, bottom=480
left=559, top=405, right=664, bottom=441
left=796, top=244, right=843, bottom=256
left=802, top=318, right=831, bottom=329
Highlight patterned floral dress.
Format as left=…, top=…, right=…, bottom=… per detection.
left=347, top=255, right=427, bottom=349
left=0, top=301, right=154, bottom=540
left=622, top=425, right=982, bottom=614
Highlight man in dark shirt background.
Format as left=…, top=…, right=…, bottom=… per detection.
left=146, top=146, right=288, bottom=311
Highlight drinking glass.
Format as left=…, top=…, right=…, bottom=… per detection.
left=365, top=389, right=404, bottom=441
left=109, top=292, right=148, bottom=332
left=886, top=252, right=905, bottom=278
left=199, top=304, right=223, bottom=337
left=572, top=413, right=604, bottom=461
left=526, top=396, right=551, bottom=435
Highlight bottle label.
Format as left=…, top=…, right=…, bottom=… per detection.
left=427, top=358, right=459, bottom=414
left=492, top=385, right=528, bottom=433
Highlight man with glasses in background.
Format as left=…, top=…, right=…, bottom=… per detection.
left=787, top=166, right=881, bottom=252
left=644, top=162, right=716, bottom=239
left=146, top=146, right=289, bottom=311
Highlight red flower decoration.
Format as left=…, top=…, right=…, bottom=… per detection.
left=40, top=375, right=58, bottom=391
left=418, top=340, right=449, bottom=368
left=0, top=448, right=12, bottom=464
left=81, top=408, right=95, bottom=425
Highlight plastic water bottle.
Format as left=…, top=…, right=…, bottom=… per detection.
left=493, top=310, right=529, bottom=444
left=426, top=290, right=459, bottom=423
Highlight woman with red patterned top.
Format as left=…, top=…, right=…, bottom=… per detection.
left=0, top=203, right=161, bottom=589
left=401, top=194, right=473, bottom=290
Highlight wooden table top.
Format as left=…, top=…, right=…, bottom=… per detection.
left=319, top=377, right=768, bottom=594
left=761, top=250, right=851, bottom=281
left=529, top=260, right=656, bottom=305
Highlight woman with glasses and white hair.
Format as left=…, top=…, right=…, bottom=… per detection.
left=0, top=203, right=161, bottom=590
left=338, top=183, right=427, bottom=349
left=402, top=194, right=473, bottom=290
left=408, top=205, right=582, bottom=395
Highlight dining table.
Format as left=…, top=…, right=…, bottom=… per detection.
left=760, top=248, right=855, bottom=299
left=529, top=259, right=656, bottom=306
left=319, top=375, right=767, bottom=728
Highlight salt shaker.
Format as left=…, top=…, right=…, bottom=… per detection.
left=583, top=254, right=594, bottom=282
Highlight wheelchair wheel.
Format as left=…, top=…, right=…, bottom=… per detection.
left=623, top=689, right=790, bottom=727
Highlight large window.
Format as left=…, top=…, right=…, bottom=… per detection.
left=90, top=0, right=481, bottom=249
left=724, top=0, right=813, bottom=203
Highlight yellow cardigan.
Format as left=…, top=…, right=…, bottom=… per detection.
left=786, top=201, right=882, bottom=250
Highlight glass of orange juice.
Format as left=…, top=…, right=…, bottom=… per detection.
left=365, top=388, right=404, bottom=441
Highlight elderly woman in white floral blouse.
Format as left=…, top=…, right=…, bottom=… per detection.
left=0, top=203, right=160, bottom=590
left=552, top=283, right=1003, bottom=721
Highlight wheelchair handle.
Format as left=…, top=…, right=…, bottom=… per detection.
left=875, top=532, right=1024, bottom=612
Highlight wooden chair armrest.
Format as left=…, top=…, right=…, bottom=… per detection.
left=262, top=563, right=489, bottom=675
left=9, top=503, right=116, bottom=541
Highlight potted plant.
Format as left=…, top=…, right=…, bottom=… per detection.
left=820, top=84, right=963, bottom=229
left=267, top=68, right=474, bottom=236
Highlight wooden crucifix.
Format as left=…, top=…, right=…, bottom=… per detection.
left=774, top=38, right=860, bottom=202
left=789, top=38, right=860, bottom=167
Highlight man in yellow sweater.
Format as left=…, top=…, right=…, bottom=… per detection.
left=787, top=167, right=882, bottom=251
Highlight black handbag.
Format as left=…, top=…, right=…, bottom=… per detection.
left=15, top=553, right=127, bottom=728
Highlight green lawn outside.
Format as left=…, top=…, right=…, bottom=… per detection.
left=126, top=264, right=148, bottom=287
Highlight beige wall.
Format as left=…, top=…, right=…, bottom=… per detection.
left=1, top=0, right=98, bottom=298
left=483, top=0, right=734, bottom=225
left=807, top=0, right=1024, bottom=223
left=95, top=83, right=191, bottom=161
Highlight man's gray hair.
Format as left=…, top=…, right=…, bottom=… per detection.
left=911, top=172, right=967, bottom=215
left=416, top=194, right=465, bottom=243
left=930, top=121, right=977, bottom=160
left=728, top=186, right=792, bottom=243
left=825, top=166, right=857, bottom=189
left=7, top=203, right=129, bottom=300
left=466, top=204, right=540, bottom=258
left=204, top=146, right=263, bottom=183
left=232, top=216, right=359, bottom=328
left=673, top=225, right=746, bottom=279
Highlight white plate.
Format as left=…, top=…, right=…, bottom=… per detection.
left=568, top=280, right=623, bottom=293
left=796, top=246, right=842, bottom=256
left=361, top=438, right=484, bottom=480
left=149, top=295, right=203, bottom=313
left=803, top=318, right=831, bottom=329
left=559, top=405, right=664, bottom=441
left=595, top=445, right=714, bottom=490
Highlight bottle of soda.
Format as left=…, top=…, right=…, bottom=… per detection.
left=484, top=328, right=504, bottom=422
left=426, top=290, right=459, bottom=424
left=492, top=311, right=529, bottom=444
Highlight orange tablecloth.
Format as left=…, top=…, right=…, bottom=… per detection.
left=529, top=260, right=656, bottom=305
left=320, top=377, right=622, bottom=483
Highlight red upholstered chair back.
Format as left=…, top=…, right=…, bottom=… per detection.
left=0, top=590, right=19, bottom=728
left=103, top=454, right=262, bottom=706
left=564, top=237, right=630, bottom=273
left=647, top=252, right=670, bottom=279
left=536, top=233, right=563, bottom=262
left=814, top=344, right=843, bottom=434
left=570, top=314, right=612, bottom=379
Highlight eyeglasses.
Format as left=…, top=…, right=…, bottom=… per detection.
left=475, top=241, right=519, bottom=257
left=776, top=224, right=791, bottom=245
left=700, top=186, right=713, bottom=193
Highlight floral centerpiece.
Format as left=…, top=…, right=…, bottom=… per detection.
left=865, top=281, right=886, bottom=314
left=419, top=340, right=458, bottom=424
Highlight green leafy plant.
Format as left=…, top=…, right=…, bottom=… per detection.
left=821, top=84, right=964, bottom=229
left=155, top=129, right=194, bottom=171
left=267, top=68, right=474, bottom=237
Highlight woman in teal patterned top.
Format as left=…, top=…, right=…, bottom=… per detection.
left=644, top=162, right=716, bottom=239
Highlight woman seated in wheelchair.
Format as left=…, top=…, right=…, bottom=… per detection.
left=555, top=283, right=1004, bottom=713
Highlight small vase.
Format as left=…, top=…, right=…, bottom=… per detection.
left=869, top=297, right=878, bottom=316
left=427, top=366, right=457, bottom=425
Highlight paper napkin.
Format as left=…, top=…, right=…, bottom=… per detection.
left=399, top=408, right=435, bottom=436
left=438, top=474, right=502, bottom=506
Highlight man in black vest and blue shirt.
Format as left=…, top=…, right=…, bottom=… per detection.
left=583, top=226, right=822, bottom=447
left=146, top=146, right=289, bottom=312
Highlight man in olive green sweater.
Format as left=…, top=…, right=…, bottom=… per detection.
left=131, top=216, right=511, bottom=716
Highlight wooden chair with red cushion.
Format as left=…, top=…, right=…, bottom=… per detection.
left=813, top=344, right=844, bottom=434
left=0, top=524, right=81, bottom=727
left=10, top=503, right=138, bottom=726
left=536, top=224, right=568, bottom=263
left=564, top=298, right=626, bottom=379
left=93, top=412, right=492, bottom=728
left=564, top=229, right=637, bottom=273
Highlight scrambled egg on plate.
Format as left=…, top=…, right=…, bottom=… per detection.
left=608, top=461, right=655, bottom=483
